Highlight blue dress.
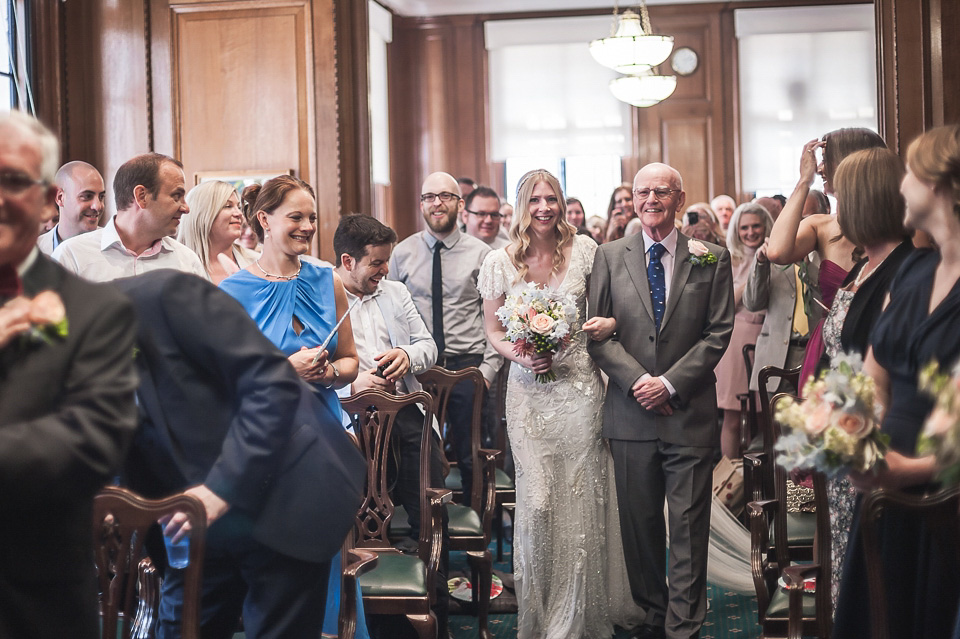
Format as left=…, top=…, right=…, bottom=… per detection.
left=832, top=250, right=960, bottom=638
left=220, top=262, right=369, bottom=639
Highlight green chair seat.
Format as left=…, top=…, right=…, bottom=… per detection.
left=390, top=503, right=483, bottom=538
left=766, top=581, right=816, bottom=618
left=445, top=467, right=514, bottom=492
left=359, top=552, right=427, bottom=597
left=745, top=433, right=764, bottom=453
left=447, top=503, right=482, bottom=536
left=771, top=511, right=816, bottom=546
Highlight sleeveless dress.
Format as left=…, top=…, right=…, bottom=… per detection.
left=219, top=262, right=369, bottom=639
left=799, top=258, right=848, bottom=392
left=832, top=250, right=960, bottom=638
left=478, top=234, right=643, bottom=639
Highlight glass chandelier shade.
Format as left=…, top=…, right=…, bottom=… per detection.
left=589, top=9, right=675, bottom=74
left=609, top=71, right=678, bottom=108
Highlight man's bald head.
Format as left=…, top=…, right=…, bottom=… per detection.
left=54, top=161, right=106, bottom=239
left=419, top=172, right=463, bottom=238
left=633, top=163, right=686, bottom=241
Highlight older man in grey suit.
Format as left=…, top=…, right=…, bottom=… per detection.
left=588, top=163, right=734, bottom=639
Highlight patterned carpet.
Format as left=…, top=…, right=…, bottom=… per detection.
left=448, top=539, right=762, bottom=639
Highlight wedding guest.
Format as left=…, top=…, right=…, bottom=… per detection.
left=586, top=215, right=607, bottom=245
left=766, top=128, right=886, bottom=391
left=682, top=204, right=725, bottom=246
left=817, top=147, right=914, bottom=613
left=710, top=194, right=736, bottom=231
left=178, top=180, right=259, bottom=284
left=605, top=183, right=634, bottom=242
left=37, top=161, right=105, bottom=255
left=803, top=189, right=830, bottom=217
left=500, top=202, right=514, bottom=231
left=218, top=174, right=364, bottom=639
left=480, top=169, right=642, bottom=638
left=714, top=202, right=772, bottom=458
left=832, top=124, right=960, bottom=639
left=463, top=186, right=509, bottom=249
left=754, top=196, right=783, bottom=220
left=566, top=196, right=587, bottom=230
left=238, top=220, right=260, bottom=251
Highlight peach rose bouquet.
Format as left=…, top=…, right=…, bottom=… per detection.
left=774, top=352, right=888, bottom=477
left=495, top=281, right=578, bottom=383
left=917, top=360, right=960, bottom=485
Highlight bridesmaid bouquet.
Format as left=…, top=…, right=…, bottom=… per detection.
left=774, top=352, right=889, bottom=477
left=918, top=360, right=960, bottom=485
left=495, top=282, right=578, bottom=383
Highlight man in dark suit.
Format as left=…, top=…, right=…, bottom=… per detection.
left=113, top=270, right=365, bottom=639
left=0, top=111, right=139, bottom=638
left=588, top=163, right=734, bottom=639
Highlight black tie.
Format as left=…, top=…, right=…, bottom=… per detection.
left=0, top=263, right=21, bottom=302
left=432, top=241, right=446, bottom=356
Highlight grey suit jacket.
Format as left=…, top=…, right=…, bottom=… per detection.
left=588, top=232, right=735, bottom=447
left=742, top=256, right=823, bottom=393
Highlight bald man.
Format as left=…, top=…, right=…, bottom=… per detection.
left=37, top=161, right=106, bottom=255
left=710, top=194, right=736, bottom=232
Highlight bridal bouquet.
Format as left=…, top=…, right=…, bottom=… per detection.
left=775, top=352, right=889, bottom=477
left=918, top=360, right=960, bottom=485
left=495, top=282, right=578, bottom=383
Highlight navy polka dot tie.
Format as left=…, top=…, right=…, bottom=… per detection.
left=648, top=243, right=666, bottom=332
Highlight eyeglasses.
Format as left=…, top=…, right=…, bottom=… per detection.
left=633, top=188, right=681, bottom=200
left=0, top=171, right=47, bottom=195
left=466, top=210, right=503, bottom=220
left=420, top=192, right=460, bottom=204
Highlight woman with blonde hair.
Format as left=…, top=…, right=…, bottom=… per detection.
left=479, top=169, right=641, bottom=638
left=713, top=202, right=772, bottom=458
left=178, top=180, right=259, bottom=284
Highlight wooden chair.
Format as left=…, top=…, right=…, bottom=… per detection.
left=415, top=366, right=499, bottom=639
left=340, top=548, right=379, bottom=639
left=739, top=345, right=763, bottom=504
left=860, top=485, right=960, bottom=639
left=747, top=393, right=822, bottom=634
left=92, top=486, right=207, bottom=639
left=341, top=390, right=450, bottom=639
left=489, top=361, right=517, bottom=563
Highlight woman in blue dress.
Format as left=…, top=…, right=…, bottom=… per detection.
left=219, top=174, right=366, bottom=639
left=832, top=125, right=960, bottom=638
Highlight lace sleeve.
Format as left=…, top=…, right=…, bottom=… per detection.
left=575, top=234, right=598, bottom=278
left=478, top=249, right=511, bottom=300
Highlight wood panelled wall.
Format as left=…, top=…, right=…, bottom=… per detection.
left=30, top=0, right=372, bottom=261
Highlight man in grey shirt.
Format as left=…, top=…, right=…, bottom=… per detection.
left=389, top=171, right=502, bottom=505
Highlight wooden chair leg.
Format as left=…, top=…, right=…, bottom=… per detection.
left=467, top=550, right=493, bottom=639
left=407, top=613, right=437, bottom=639
left=494, top=504, right=504, bottom=562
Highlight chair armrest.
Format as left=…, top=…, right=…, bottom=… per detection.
left=743, top=451, right=767, bottom=468
left=477, top=448, right=501, bottom=542
left=748, top=499, right=778, bottom=618
left=341, top=550, right=379, bottom=639
left=782, top=563, right=821, bottom=639
left=781, top=563, right=819, bottom=590
left=422, top=488, right=452, bottom=603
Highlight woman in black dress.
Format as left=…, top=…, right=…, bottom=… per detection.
left=832, top=124, right=960, bottom=638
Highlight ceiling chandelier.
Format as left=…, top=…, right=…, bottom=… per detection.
left=590, top=2, right=677, bottom=108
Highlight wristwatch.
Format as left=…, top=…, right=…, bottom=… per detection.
left=323, top=362, right=340, bottom=388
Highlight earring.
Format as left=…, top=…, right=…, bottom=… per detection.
left=264, top=228, right=270, bottom=239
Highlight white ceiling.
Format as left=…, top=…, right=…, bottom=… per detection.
left=377, top=0, right=742, bottom=18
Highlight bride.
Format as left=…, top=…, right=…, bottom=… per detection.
left=479, top=169, right=642, bottom=638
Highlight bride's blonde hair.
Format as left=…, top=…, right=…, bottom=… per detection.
left=509, top=169, right=577, bottom=283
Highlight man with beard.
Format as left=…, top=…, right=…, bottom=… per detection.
left=389, top=171, right=501, bottom=506
left=37, top=161, right=106, bottom=255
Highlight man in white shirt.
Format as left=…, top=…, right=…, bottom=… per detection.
left=332, top=213, right=448, bottom=636
left=389, top=171, right=502, bottom=506
left=36, top=161, right=106, bottom=256
left=53, top=153, right=205, bottom=281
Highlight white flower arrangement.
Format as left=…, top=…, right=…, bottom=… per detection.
left=495, top=282, right=578, bottom=383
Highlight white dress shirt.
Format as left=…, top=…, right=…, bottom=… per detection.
left=53, top=217, right=207, bottom=283
left=639, top=227, right=679, bottom=397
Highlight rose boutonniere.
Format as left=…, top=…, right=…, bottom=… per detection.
left=25, top=291, right=69, bottom=344
left=687, top=240, right=717, bottom=267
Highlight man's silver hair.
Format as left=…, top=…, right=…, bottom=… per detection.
left=0, top=110, right=60, bottom=183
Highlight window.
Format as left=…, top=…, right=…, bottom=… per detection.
left=736, top=5, right=878, bottom=197
left=1, top=0, right=13, bottom=111
left=487, top=16, right=633, bottom=218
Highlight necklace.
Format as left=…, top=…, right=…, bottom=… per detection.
left=256, top=258, right=302, bottom=281
left=853, top=254, right=888, bottom=289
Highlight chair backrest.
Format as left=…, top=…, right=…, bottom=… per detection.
left=416, top=365, right=484, bottom=511
left=860, top=485, right=960, bottom=639
left=340, top=390, right=434, bottom=560
left=92, top=486, right=207, bottom=639
left=769, top=392, right=803, bottom=569
left=742, top=344, right=756, bottom=385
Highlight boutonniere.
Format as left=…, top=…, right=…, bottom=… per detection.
left=20, top=291, right=69, bottom=345
left=687, top=240, right=718, bottom=267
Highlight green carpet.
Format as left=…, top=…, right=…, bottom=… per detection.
left=449, top=539, right=762, bottom=639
